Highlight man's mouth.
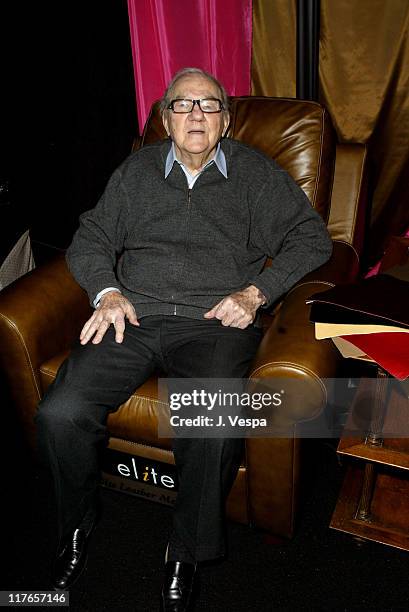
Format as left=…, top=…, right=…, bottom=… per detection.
left=187, top=129, right=205, bottom=134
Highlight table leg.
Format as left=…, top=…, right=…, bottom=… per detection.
left=355, top=462, right=376, bottom=521
left=365, top=367, right=389, bottom=447
left=355, top=367, right=389, bottom=522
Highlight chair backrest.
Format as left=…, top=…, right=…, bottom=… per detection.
left=138, top=96, right=337, bottom=223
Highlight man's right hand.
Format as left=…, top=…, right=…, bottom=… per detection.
left=80, top=291, right=139, bottom=345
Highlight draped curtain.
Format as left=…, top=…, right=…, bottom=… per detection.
left=251, top=0, right=296, bottom=98
left=127, top=0, right=252, bottom=131
left=319, top=1, right=409, bottom=262
left=252, top=0, right=409, bottom=264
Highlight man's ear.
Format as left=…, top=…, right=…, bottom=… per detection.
left=162, top=111, right=170, bottom=136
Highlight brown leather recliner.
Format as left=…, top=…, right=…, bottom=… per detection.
left=0, top=97, right=368, bottom=538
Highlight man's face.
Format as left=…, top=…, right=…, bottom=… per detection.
left=162, top=75, right=230, bottom=166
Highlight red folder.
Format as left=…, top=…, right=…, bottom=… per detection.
left=338, top=333, right=409, bottom=380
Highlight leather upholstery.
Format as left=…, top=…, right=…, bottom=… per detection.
left=328, top=144, right=369, bottom=254
left=0, top=97, right=368, bottom=538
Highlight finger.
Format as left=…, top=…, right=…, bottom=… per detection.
left=218, top=302, right=245, bottom=326
left=91, top=319, right=110, bottom=344
left=232, top=315, right=253, bottom=329
left=125, top=305, right=139, bottom=326
left=220, top=312, right=236, bottom=326
left=203, top=300, right=224, bottom=318
left=203, top=308, right=216, bottom=318
left=80, top=313, right=98, bottom=340
left=113, top=315, right=126, bottom=343
left=210, top=303, right=228, bottom=321
left=80, top=317, right=103, bottom=345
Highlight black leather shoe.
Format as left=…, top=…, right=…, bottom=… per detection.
left=161, top=561, right=197, bottom=611
left=52, top=527, right=90, bottom=590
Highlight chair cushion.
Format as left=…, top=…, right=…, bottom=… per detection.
left=39, top=351, right=172, bottom=450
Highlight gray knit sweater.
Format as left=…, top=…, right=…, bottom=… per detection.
left=66, top=138, right=332, bottom=319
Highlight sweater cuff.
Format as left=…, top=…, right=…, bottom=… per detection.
left=84, top=274, right=124, bottom=308
left=248, top=273, right=286, bottom=309
left=93, top=287, right=122, bottom=308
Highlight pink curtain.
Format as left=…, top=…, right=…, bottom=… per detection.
left=127, top=0, right=252, bottom=131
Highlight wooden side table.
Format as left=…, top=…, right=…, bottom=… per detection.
left=330, top=367, right=409, bottom=550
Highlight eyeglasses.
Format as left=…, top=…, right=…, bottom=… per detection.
left=167, top=98, right=224, bottom=114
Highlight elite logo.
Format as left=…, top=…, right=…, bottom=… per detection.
left=101, top=449, right=178, bottom=490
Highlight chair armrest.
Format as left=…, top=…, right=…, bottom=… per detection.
left=244, top=268, right=350, bottom=537
left=249, top=280, right=341, bottom=428
left=0, top=255, right=91, bottom=446
left=327, top=143, right=369, bottom=256
left=248, top=241, right=359, bottom=425
left=0, top=254, right=91, bottom=366
left=300, top=239, right=360, bottom=285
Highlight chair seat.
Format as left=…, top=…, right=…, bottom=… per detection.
left=39, top=349, right=250, bottom=524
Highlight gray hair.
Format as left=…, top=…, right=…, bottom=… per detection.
left=160, top=67, right=229, bottom=114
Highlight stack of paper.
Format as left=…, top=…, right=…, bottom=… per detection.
left=307, top=274, right=409, bottom=380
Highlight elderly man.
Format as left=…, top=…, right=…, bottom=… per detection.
left=36, top=67, right=332, bottom=610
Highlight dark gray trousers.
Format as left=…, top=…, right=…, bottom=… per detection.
left=35, top=315, right=262, bottom=561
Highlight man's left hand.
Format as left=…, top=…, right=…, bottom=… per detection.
left=204, top=285, right=266, bottom=329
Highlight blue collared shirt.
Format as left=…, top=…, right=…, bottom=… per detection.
left=165, top=142, right=227, bottom=188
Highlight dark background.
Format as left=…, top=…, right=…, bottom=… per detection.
left=1, top=0, right=137, bottom=261
left=2, top=4, right=409, bottom=610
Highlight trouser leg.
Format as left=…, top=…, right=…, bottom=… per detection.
left=171, top=437, right=244, bottom=561
left=35, top=322, right=160, bottom=540
left=164, top=318, right=262, bottom=561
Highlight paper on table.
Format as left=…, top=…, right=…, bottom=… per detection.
left=315, top=321, right=409, bottom=339
left=332, top=337, right=373, bottom=361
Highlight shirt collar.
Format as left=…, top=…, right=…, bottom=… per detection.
left=165, top=142, right=227, bottom=179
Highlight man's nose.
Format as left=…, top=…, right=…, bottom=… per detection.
left=189, top=102, right=205, bottom=119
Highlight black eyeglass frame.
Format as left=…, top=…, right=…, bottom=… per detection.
left=166, top=98, right=225, bottom=114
